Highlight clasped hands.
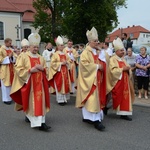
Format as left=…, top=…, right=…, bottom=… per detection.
left=8, top=52, right=13, bottom=58
left=123, top=66, right=130, bottom=72
left=61, top=60, right=68, bottom=65
left=98, top=64, right=103, bottom=71
left=30, top=64, right=44, bottom=73
left=141, top=65, right=150, bottom=71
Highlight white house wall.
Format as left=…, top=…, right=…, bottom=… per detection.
left=0, top=12, right=21, bottom=46
left=137, top=33, right=150, bottom=45
left=22, top=22, right=39, bottom=39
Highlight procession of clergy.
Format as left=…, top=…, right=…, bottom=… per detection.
left=0, top=27, right=134, bottom=132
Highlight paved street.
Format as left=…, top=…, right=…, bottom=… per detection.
left=0, top=94, right=150, bottom=150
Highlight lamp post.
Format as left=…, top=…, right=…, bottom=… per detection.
left=15, top=24, right=21, bottom=48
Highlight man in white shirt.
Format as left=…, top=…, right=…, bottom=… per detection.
left=103, top=42, right=113, bottom=57
left=42, top=42, right=55, bottom=68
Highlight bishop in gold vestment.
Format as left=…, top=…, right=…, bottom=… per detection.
left=10, top=33, right=50, bottom=131
left=76, top=27, right=106, bottom=131
left=48, top=36, right=72, bottom=105
left=108, top=38, right=134, bottom=121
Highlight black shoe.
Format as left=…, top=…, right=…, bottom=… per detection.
left=4, top=101, right=12, bottom=105
left=120, top=115, right=132, bottom=121
left=82, top=119, right=94, bottom=124
left=103, top=107, right=109, bottom=115
left=58, top=103, right=65, bottom=106
left=25, top=117, right=30, bottom=123
left=94, top=121, right=105, bottom=131
left=39, top=123, right=51, bottom=131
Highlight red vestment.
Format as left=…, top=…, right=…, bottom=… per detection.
left=81, top=54, right=106, bottom=109
left=49, top=54, right=70, bottom=94
left=112, top=61, right=130, bottom=111
left=10, top=56, right=50, bottom=116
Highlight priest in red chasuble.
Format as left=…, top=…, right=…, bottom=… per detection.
left=10, top=33, right=50, bottom=131
left=76, top=27, right=106, bottom=131
left=48, top=36, right=72, bottom=106
left=108, top=37, right=134, bottom=121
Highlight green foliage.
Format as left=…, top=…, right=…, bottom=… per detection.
left=32, top=0, right=127, bottom=44
left=32, top=0, right=67, bottom=43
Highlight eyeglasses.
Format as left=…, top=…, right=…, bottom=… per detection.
left=24, top=46, right=29, bottom=49
left=93, top=40, right=99, bottom=43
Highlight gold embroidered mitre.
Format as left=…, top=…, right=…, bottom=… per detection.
left=21, top=39, right=29, bottom=47
left=86, top=27, right=98, bottom=41
left=113, top=37, right=124, bottom=51
left=28, top=33, right=41, bottom=46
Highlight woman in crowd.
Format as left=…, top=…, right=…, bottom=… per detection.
left=135, top=46, right=150, bottom=99
left=124, top=48, right=137, bottom=85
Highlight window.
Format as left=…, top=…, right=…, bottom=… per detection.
left=0, top=22, right=4, bottom=40
left=24, top=28, right=31, bottom=39
left=143, top=34, right=145, bottom=38
left=146, top=34, right=150, bottom=38
left=130, top=33, right=134, bottom=38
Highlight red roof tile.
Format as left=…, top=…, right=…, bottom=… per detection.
left=0, top=0, right=20, bottom=12
left=23, top=11, right=34, bottom=22
left=105, top=25, right=150, bottom=42
left=0, top=0, right=35, bottom=21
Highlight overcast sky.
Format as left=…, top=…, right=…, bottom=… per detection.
left=114, top=0, right=150, bottom=31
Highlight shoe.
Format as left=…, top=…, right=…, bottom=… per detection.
left=120, top=115, right=132, bottom=121
left=4, top=101, right=12, bottom=105
left=39, top=123, right=51, bottom=131
left=94, top=121, right=105, bottom=131
left=82, top=119, right=94, bottom=124
left=103, top=107, right=109, bottom=115
left=138, top=95, right=141, bottom=99
left=25, top=117, right=30, bottom=123
left=145, top=96, right=148, bottom=99
left=58, top=103, right=65, bottom=106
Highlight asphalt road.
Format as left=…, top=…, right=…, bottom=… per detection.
left=0, top=94, right=150, bottom=150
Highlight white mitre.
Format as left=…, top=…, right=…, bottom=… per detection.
left=28, top=33, right=41, bottom=46
left=86, top=27, right=98, bottom=41
left=113, top=37, right=124, bottom=51
left=55, top=36, right=64, bottom=46
left=21, top=39, right=29, bottom=47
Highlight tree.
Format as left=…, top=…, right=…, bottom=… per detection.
left=61, top=0, right=127, bottom=43
left=32, top=0, right=127, bottom=44
left=32, top=0, right=67, bottom=43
